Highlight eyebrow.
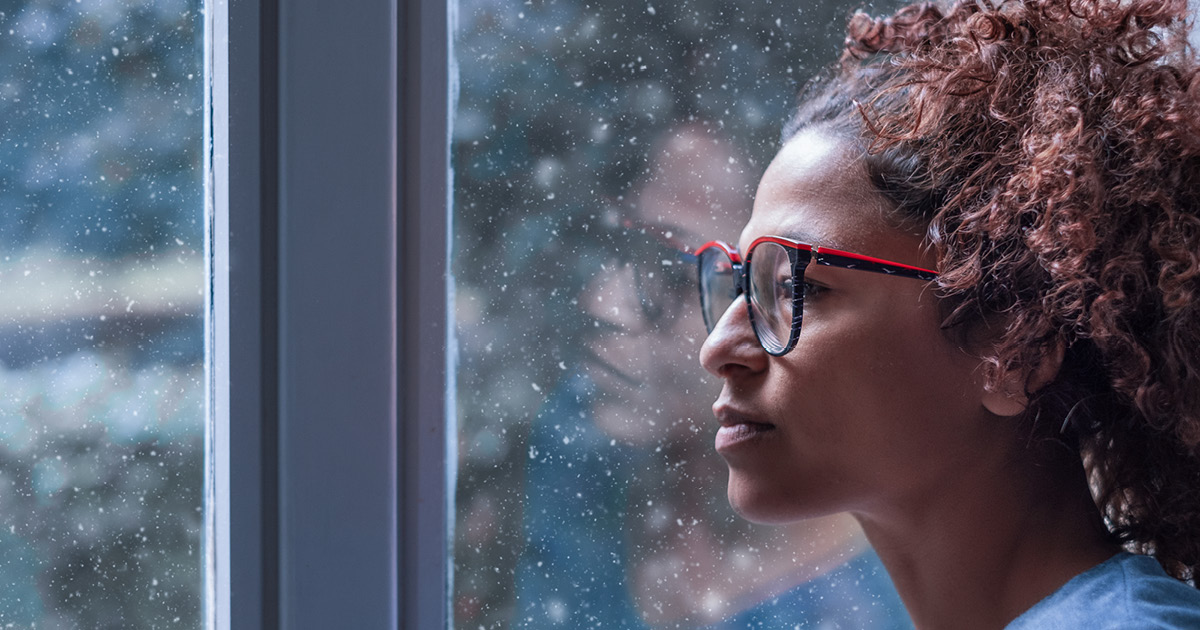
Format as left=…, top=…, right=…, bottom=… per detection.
left=759, top=228, right=848, bottom=252
left=778, top=229, right=821, bottom=244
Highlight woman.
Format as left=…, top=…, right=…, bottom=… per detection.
left=695, top=0, right=1200, bottom=627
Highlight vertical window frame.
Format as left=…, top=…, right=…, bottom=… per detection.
left=400, top=1, right=455, bottom=628
left=214, top=0, right=452, bottom=627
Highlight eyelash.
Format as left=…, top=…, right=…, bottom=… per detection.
left=801, top=280, right=825, bottom=299
left=774, top=275, right=825, bottom=300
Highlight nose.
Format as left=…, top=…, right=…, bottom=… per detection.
left=699, top=298, right=768, bottom=378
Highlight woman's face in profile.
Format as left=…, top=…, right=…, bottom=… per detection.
left=699, top=127, right=998, bottom=524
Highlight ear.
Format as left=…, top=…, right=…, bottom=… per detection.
left=981, top=341, right=1065, bottom=417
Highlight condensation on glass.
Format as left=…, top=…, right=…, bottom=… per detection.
left=0, top=1, right=205, bottom=626
left=452, top=1, right=913, bottom=629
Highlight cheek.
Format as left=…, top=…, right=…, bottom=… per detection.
left=840, top=289, right=977, bottom=393
left=774, top=293, right=985, bottom=493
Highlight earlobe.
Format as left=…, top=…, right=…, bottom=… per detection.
left=982, top=381, right=1029, bottom=417
left=980, top=340, right=1066, bottom=418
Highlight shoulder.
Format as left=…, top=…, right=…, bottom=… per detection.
left=1005, top=553, right=1200, bottom=630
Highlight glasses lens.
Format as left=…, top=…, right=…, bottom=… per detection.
left=698, top=248, right=736, bottom=332
left=747, top=241, right=795, bottom=354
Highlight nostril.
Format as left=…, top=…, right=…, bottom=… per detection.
left=699, top=301, right=766, bottom=377
left=696, top=306, right=748, bottom=372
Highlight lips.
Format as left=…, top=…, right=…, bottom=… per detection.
left=713, top=407, right=777, bottom=453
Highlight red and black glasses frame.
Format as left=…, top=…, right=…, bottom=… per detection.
left=695, top=236, right=939, bottom=356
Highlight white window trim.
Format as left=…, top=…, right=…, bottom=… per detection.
left=210, top=0, right=453, bottom=627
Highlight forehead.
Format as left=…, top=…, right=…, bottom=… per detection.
left=740, top=127, right=926, bottom=263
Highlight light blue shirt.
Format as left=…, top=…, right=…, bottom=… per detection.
left=1005, top=552, right=1200, bottom=629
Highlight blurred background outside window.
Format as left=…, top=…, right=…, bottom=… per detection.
left=453, top=1, right=913, bottom=628
left=0, top=1, right=205, bottom=626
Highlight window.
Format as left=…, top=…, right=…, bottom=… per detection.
left=13, top=0, right=982, bottom=626
left=3, top=0, right=452, bottom=626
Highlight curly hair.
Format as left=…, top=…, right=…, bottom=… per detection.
left=785, top=0, right=1200, bottom=585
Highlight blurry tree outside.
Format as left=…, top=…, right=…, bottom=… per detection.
left=0, top=1, right=205, bottom=627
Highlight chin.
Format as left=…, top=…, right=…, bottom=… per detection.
left=726, top=474, right=826, bottom=524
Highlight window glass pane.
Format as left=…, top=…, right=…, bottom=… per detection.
left=453, top=1, right=910, bottom=628
left=0, top=2, right=205, bottom=626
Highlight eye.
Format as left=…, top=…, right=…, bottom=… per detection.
left=775, top=273, right=794, bottom=301
left=801, top=280, right=825, bottom=300
left=769, top=258, right=793, bottom=300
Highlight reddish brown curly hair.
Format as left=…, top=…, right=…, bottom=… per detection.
left=786, top=0, right=1200, bottom=584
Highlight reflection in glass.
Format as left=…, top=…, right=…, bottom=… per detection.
left=0, top=2, right=205, bottom=626
left=453, top=1, right=911, bottom=628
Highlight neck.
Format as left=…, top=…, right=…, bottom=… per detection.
left=854, top=441, right=1118, bottom=630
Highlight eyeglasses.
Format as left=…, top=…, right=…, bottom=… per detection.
left=695, top=236, right=938, bottom=356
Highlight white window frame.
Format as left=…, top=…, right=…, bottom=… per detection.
left=210, top=0, right=453, bottom=627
